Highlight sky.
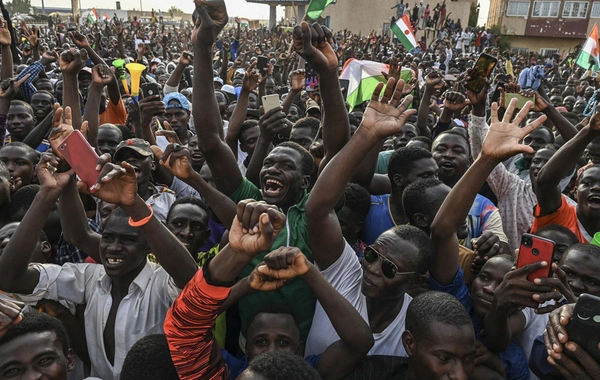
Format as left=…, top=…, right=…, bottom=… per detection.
left=30, top=0, right=490, bottom=26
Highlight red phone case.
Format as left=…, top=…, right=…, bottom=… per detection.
left=517, top=234, right=555, bottom=281
left=59, top=130, right=99, bottom=190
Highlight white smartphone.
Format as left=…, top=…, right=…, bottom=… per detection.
left=262, top=94, right=280, bottom=113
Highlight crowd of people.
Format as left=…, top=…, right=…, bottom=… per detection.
left=0, top=0, right=599, bottom=379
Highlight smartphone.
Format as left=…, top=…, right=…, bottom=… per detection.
left=517, top=233, right=555, bottom=282
left=182, top=51, right=193, bottom=62
left=141, top=82, right=161, bottom=98
left=276, top=86, right=289, bottom=96
left=465, top=53, right=497, bottom=93
left=566, top=294, right=600, bottom=363
left=59, top=130, right=100, bottom=190
left=257, top=55, right=269, bottom=72
left=262, top=94, right=280, bottom=113
left=504, top=93, right=535, bottom=109
left=339, top=79, right=349, bottom=99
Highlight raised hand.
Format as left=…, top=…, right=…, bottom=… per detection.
left=86, top=155, right=137, bottom=207
left=0, top=299, right=24, bottom=338
left=49, top=104, right=76, bottom=159
left=179, top=51, right=193, bottom=66
left=92, top=64, right=114, bottom=86
left=242, top=61, right=260, bottom=92
left=158, top=142, right=194, bottom=180
left=443, top=91, right=470, bottom=112
left=259, top=107, right=288, bottom=142
left=292, top=22, right=338, bottom=73
left=425, top=70, right=443, bottom=88
left=42, top=50, right=59, bottom=63
left=113, top=18, right=123, bottom=35
left=0, top=75, right=31, bottom=99
left=249, top=247, right=311, bottom=291
left=290, top=69, right=306, bottom=92
left=0, top=16, right=11, bottom=46
left=228, top=200, right=286, bottom=256
left=360, top=78, right=416, bottom=140
left=36, top=153, right=74, bottom=196
left=59, top=48, right=86, bottom=74
left=481, top=99, right=547, bottom=162
left=191, top=0, right=228, bottom=47
left=69, top=31, right=90, bottom=49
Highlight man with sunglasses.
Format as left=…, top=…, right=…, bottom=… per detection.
left=305, top=79, right=435, bottom=361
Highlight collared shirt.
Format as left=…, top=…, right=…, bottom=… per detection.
left=13, top=260, right=181, bottom=380
left=229, top=178, right=315, bottom=339
left=53, top=218, right=103, bottom=265
left=468, top=114, right=576, bottom=251
left=16, top=61, right=44, bottom=102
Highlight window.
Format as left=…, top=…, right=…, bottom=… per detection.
left=540, top=48, right=560, bottom=56
left=532, top=1, right=560, bottom=17
left=591, top=1, right=600, bottom=17
left=512, top=47, right=529, bottom=55
left=507, top=1, right=530, bottom=16
left=563, top=1, right=589, bottom=17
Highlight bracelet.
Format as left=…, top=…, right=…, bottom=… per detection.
left=128, top=205, right=154, bottom=227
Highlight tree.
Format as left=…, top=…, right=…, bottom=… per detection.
left=5, top=0, right=31, bottom=14
left=468, top=3, right=479, bottom=28
left=168, top=6, right=183, bottom=14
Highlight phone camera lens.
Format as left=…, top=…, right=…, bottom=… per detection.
left=532, top=248, right=539, bottom=256
left=580, top=310, right=590, bottom=319
left=582, top=301, right=595, bottom=310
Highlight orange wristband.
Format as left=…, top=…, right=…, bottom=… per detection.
left=128, top=205, right=154, bottom=227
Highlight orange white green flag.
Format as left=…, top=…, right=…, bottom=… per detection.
left=391, top=14, right=417, bottom=51
left=576, top=23, right=600, bottom=71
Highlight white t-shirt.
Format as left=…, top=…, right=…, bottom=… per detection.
left=520, top=307, right=549, bottom=380
left=305, top=241, right=412, bottom=357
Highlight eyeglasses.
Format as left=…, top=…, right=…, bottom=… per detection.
left=363, top=246, right=416, bottom=279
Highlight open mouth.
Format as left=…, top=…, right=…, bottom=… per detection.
left=264, top=178, right=285, bottom=196
left=191, top=152, right=204, bottom=162
left=588, top=195, right=600, bottom=207
left=440, top=161, right=454, bottom=169
left=105, top=257, right=124, bottom=266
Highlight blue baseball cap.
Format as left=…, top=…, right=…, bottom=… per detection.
left=163, top=92, right=190, bottom=111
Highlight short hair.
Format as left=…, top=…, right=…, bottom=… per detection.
left=9, top=100, right=34, bottom=116
left=6, top=185, right=41, bottom=221
left=562, top=243, right=600, bottom=259
left=274, top=141, right=314, bottom=176
left=402, top=178, right=446, bottom=226
left=2, top=142, right=38, bottom=164
left=120, top=334, right=179, bottom=380
left=434, top=130, right=471, bottom=155
left=535, top=224, right=579, bottom=246
left=105, top=206, right=131, bottom=225
left=292, top=117, right=320, bottom=137
left=31, top=90, right=54, bottom=100
left=387, top=146, right=433, bottom=186
left=115, top=124, right=134, bottom=140
left=240, top=119, right=259, bottom=135
left=409, top=136, right=432, bottom=150
left=166, top=196, right=210, bottom=222
left=247, top=351, right=320, bottom=380
left=405, top=291, right=472, bottom=341
left=0, top=313, right=70, bottom=355
left=375, top=225, right=435, bottom=274
left=250, top=303, right=301, bottom=334
left=534, top=126, right=555, bottom=143
left=343, top=183, right=371, bottom=221
left=348, top=113, right=359, bottom=127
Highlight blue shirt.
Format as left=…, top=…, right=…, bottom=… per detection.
left=429, top=268, right=530, bottom=380
left=221, top=350, right=321, bottom=379
left=362, top=194, right=395, bottom=245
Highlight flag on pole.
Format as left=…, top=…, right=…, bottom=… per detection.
left=391, top=14, right=417, bottom=51
left=576, top=24, right=600, bottom=71
left=340, top=59, right=413, bottom=111
left=102, top=13, right=111, bottom=21
left=87, top=8, right=98, bottom=24
left=306, top=0, right=335, bottom=21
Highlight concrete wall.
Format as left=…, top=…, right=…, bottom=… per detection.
left=500, top=15, right=527, bottom=35
left=505, top=35, right=582, bottom=55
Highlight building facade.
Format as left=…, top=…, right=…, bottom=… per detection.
left=488, top=0, right=599, bottom=55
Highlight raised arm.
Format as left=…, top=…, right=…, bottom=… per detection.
left=225, top=61, right=260, bottom=158
left=58, top=48, right=85, bottom=129
left=307, top=79, right=415, bottom=270
left=164, top=53, right=191, bottom=93
left=0, top=154, right=71, bottom=294
left=293, top=23, right=349, bottom=171
left=0, top=16, right=13, bottom=81
left=536, top=120, right=600, bottom=216
left=256, top=248, right=374, bottom=379
left=90, top=158, right=198, bottom=288
left=415, top=72, right=442, bottom=138
left=191, top=1, right=243, bottom=196
left=83, top=64, right=113, bottom=147
left=430, top=100, right=547, bottom=286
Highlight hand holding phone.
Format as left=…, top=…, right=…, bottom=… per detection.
left=517, top=234, right=555, bottom=282
left=262, top=94, right=280, bottom=113
left=59, top=130, right=100, bottom=190
left=504, top=93, right=535, bottom=109
left=465, top=53, right=497, bottom=94
left=565, top=294, right=600, bottom=363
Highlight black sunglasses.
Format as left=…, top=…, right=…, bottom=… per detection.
left=363, top=246, right=416, bottom=279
